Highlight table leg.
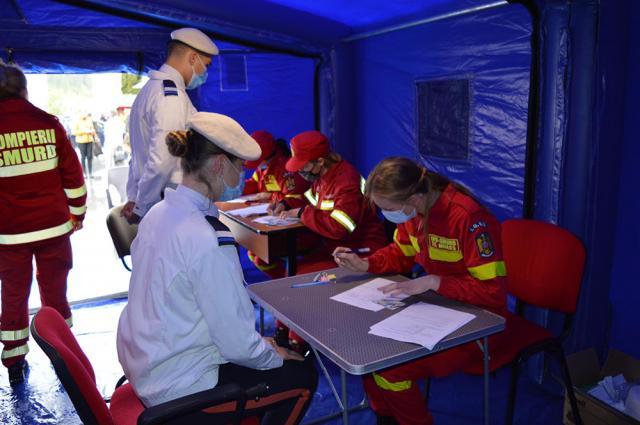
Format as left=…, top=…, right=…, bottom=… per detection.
left=341, top=369, right=349, bottom=425
left=483, top=336, right=489, bottom=425
left=285, top=231, right=297, bottom=276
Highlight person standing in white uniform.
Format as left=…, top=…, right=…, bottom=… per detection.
left=122, top=28, right=218, bottom=224
left=117, top=112, right=318, bottom=424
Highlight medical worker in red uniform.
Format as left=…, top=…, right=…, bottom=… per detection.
left=334, top=157, right=507, bottom=425
left=242, top=130, right=310, bottom=272
left=273, top=130, right=388, bottom=351
left=0, top=62, right=87, bottom=385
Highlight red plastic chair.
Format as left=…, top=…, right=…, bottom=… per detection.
left=30, top=306, right=261, bottom=425
left=463, top=219, right=586, bottom=425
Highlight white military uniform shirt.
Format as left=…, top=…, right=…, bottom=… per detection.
left=126, top=64, right=197, bottom=217
left=117, top=185, right=283, bottom=407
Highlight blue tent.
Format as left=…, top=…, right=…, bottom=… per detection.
left=1, top=0, right=638, bottom=384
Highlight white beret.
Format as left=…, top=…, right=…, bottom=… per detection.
left=170, top=28, right=219, bottom=56
left=188, top=112, right=261, bottom=161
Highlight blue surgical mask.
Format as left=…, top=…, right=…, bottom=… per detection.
left=218, top=157, right=245, bottom=201
left=186, top=55, right=208, bottom=90
left=381, top=206, right=417, bottom=224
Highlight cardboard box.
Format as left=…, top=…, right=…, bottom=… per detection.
left=564, top=348, right=640, bottom=425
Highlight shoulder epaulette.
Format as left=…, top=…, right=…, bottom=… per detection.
left=205, top=216, right=237, bottom=247
left=162, top=80, right=178, bottom=97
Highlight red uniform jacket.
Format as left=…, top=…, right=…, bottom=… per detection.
left=243, top=151, right=309, bottom=206
left=368, top=184, right=507, bottom=311
left=0, top=97, right=87, bottom=246
left=300, top=160, right=387, bottom=253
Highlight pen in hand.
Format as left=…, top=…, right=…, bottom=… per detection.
left=337, top=247, right=371, bottom=255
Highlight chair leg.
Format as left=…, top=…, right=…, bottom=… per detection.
left=505, top=358, right=521, bottom=425
left=549, top=343, right=583, bottom=425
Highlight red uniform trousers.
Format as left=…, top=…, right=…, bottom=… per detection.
left=0, top=235, right=73, bottom=367
left=363, top=341, right=479, bottom=425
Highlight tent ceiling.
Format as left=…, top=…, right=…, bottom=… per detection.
left=1, top=0, right=511, bottom=55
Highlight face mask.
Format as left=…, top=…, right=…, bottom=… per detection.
left=186, top=55, right=208, bottom=90
left=381, top=206, right=417, bottom=224
left=218, top=157, right=245, bottom=201
left=299, top=161, right=321, bottom=182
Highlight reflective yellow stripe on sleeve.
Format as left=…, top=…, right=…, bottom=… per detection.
left=304, top=189, right=318, bottom=206
left=284, top=194, right=302, bottom=199
left=64, top=184, right=87, bottom=199
left=330, top=209, right=356, bottom=233
left=0, top=220, right=73, bottom=245
left=393, top=229, right=418, bottom=257
left=1, top=343, right=29, bottom=359
left=373, top=372, right=412, bottom=391
left=69, top=205, right=87, bottom=215
left=467, top=261, right=507, bottom=280
left=320, top=200, right=334, bottom=210
left=264, top=175, right=281, bottom=192
left=252, top=171, right=259, bottom=182
left=0, top=328, right=29, bottom=341
left=0, top=158, right=58, bottom=178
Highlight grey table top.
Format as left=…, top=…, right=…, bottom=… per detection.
left=247, top=267, right=506, bottom=375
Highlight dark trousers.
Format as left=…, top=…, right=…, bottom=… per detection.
left=175, top=356, right=318, bottom=425
left=78, top=142, right=93, bottom=175
left=0, top=236, right=73, bottom=367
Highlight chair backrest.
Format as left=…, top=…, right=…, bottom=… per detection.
left=106, top=205, right=138, bottom=270
left=502, top=219, right=586, bottom=313
left=31, top=307, right=114, bottom=425
left=107, top=166, right=129, bottom=207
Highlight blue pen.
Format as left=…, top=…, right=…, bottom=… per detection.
left=290, top=280, right=328, bottom=288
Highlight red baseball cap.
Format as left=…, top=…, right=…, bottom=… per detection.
left=244, top=130, right=276, bottom=169
left=285, top=130, right=330, bottom=172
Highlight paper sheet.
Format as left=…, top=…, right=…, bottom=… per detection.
left=226, top=203, right=269, bottom=217
left=330, top=278, right=407, bottom=312
left=368, top=302, right=475, bottom=350
left=252, top=216, right=300, bottom=226
left=225, top=193, right=264, bottom=203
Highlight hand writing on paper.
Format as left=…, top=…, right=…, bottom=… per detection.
left=332, top=247, right=369, bottom=272
left=279, top=208, right=300, bottom=220
left=379, top=275, right=441, bottom=297
left=267, top=201, right=285, bottom=216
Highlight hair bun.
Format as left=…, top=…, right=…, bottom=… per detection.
left=166, top=130, right=190, bottom=157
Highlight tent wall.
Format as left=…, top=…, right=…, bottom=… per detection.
left=608, top=0, right=640, bottom=360
left=190, top=53, right=316, bottom=142
left=330, top=3, right=532, bottom=222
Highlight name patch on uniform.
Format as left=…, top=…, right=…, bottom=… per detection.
left=429, top=234, right=460, bottom=251
left=475, top=232, right=495, bottom=258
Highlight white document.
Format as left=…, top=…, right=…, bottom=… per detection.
left=330, top=278, right=407, bottom=312
left=226, top=203, right=269, bottom=217
left=252, top=216, right=300, bottom=226
left=225, top=193, right=264, bottom=203
left=368, top=302, right=475, bottom=350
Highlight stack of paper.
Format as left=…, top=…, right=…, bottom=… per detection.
left=369, top=303, right=475, bottom=350
left=330, top=278, right=407, bottom=311
left=225, top=194, right=264, bottom=203
left=226, top=203, right=269, bottom=217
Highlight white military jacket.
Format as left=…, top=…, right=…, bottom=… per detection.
left=126, top=64, right=197, bottom=217
left=117, top=185, right=283, bottom=407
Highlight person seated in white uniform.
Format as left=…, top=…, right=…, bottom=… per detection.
left=116, top=112, right=318, bottom=424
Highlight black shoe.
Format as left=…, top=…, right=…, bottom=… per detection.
left=8, top=360, right=27, bottom=386
left=376, top=415, right=399, bottom=425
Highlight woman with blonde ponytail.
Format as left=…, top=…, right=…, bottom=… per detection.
left=117, top=112, right=317, bottom=424
left=334, top=156, right=507, bottom=425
